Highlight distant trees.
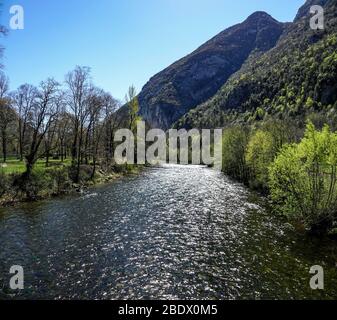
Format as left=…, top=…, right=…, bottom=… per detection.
left=177, top=31, right=337, bottom=130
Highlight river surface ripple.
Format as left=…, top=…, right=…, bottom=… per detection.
left=0, top=165, right=337, bottom=299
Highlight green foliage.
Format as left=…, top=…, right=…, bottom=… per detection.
left=254, top=107, right=265, bottom=121
left=220, top=119, right=337, bottom=234
left=269, top=122, right=337, bottom=233
left=21, top=170, right=51, bottom=200
left=222, top=126, right=250, bottom=182
left=126, top=85, right=141, bottom=133
left=305, top=97, right=314, bottom=109
left=245, top=130, right=274, bottom=191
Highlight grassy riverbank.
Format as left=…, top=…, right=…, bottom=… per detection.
left=0, top=157, right=72, bottom=174
left=0, top=158, right=142, bottom=206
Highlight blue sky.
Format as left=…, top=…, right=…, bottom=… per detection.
left=0, top=0, right=305, bottom=101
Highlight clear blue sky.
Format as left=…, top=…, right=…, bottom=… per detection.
left=0, top=0, right=305, bottom=101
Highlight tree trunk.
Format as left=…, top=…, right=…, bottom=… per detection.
left=19, top=121, right=23, bottom=161
left=46, top=151, right=50, bottom=167
left=60, top=139, right=64, bottom=162
left=2, top=129, right=7, bottom=163
left=72, top=129, right=78, bottom=165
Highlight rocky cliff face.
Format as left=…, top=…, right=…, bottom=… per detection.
left=137, top=12, right=286, bottom=129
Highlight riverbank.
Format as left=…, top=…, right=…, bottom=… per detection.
left=0, top=164, right=144, bottom=207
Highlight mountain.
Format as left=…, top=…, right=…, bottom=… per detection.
left=175, top=0, right=337, bottom=129
left=136, top=12, right=286, bottom=130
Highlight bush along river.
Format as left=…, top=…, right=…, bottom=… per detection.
left=0, top=164, right=337, bottom=299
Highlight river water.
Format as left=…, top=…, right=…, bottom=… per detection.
left=0, top=165, right=336, bottom=299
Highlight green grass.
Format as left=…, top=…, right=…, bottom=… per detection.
left=0, top=157, right=72, bottom=175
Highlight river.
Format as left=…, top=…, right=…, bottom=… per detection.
left=0, top=164, right=336, bottom=299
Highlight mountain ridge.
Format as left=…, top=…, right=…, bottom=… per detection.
left=135, top=11, right=286, bottom=129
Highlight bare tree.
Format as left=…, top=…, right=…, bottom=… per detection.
left=12, top=84, right=37, bottom=161
left=24, top=78, right=60, bottom=177
left=65, top=66, right=91, bottom=182
left=43, top=92, right=65, bottom=167
left=102, top=93, right=120, bottom=166
left=56, top=111, right=71, bottom=162
left=86, top=88, right=105, bottom=177
left=43, top=118, right=58, bottom=167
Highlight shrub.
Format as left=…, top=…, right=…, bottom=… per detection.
left=68, top=164, right=94, bottom=183
left=19, top=170, right=50, bottom=200
left=79, top=165, right=94, bottom=182
left=46, top=166, right=71, bottom=195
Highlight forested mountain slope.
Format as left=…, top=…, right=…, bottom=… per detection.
left=175, top=0, right=337, bottom=129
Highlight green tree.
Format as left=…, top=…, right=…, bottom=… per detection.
left=269, top=122, right=337, bottom=233
left=222, top=126, right=250, bottom=182
left=125, top=85, right=141, bottom=166
left=125, top=85, right=141, bottom=133
left=245, top=129, right=274, bottom=191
